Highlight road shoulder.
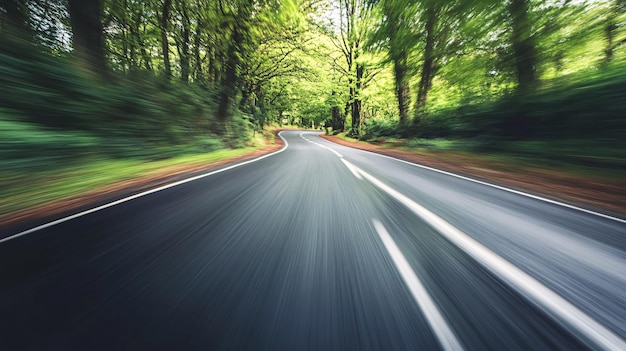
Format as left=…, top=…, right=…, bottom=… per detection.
left=1, top=129, right=286, bottom=234
left=320, top=134, right=626, bottom=216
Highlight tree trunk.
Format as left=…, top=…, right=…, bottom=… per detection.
left=239, top=84, right=252, bottom=110
left=128, top=30, right=137, bottom=70
left=344, top=96, right=352, bottom=128
left=256, top=86, right=266, bottom=129
left=193, top=22, right=204, bottom=82
left=160, top=0, right=172, bottom=78
left=351, top=98, right=362, bottom=134
left=416, top=58, right=435, bottom=111
left=383, top=0, right=411, bottom=127
left=603, top=0, right=624, bottom=65
left=67, top=0, right=107, bottom=75
left=351, top=63, right=364, bottom=135
left=393, top=56, right=410, bottom=126
left=605, top=22, right=615, bottom=64
left=331, top=91, right=344, bottom=131
left=416, top=5, right=437, bottom=113
left=343, top=39, right=354, bottom=133
left=121, top=21, right=128, bottom=71
left=178, top=6, right=190, bottom=83
left=509, top=0, right=538, bottom=91
left=506, top=0, right=538, bottom=137
left=217, top=3, right=252, bottom=123
left=217, top=31, right=240, bottom=121
left=207, top=46, right=216, bottom=84
left=139, top=24, right=152, bottom=71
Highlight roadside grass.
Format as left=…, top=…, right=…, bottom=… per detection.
left=0, top=131, right=273, bottom=220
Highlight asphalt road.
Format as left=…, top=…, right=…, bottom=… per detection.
left=1, top=130, right=625, bottom=350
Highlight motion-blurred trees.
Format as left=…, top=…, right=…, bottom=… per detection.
left=0, top=0, right=320, bottom=133
left=330, top=0, right=374, bottom=135
left=508, top=0, right=538, bottom=92
left=1, top=0, right=625, bottom=146
left=369, top=0, right=418, bottom=127
left=604, top=0, right=626, bottom=64
left=360, top=0, right=626, bottom=141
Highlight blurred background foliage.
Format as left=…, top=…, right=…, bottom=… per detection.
left=0, top=0, right=316, bottom=172
left=1, top=0, right=625, bottom=173
left=349, top=0, right=625, bottom=170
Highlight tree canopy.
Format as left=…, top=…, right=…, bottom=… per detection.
left=1, top=0, right=625, bottom=141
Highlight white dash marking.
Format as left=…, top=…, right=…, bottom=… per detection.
left=341, top=159, right=363, bottom=180
left=355, top=165, right=626, bottom=351
left=327, top=147, right=343, bottom=158
left=312, top=142, right=343, bottom=158
left=373, top=219, right=464, bottom=351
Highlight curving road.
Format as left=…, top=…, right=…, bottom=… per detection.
left=1, top=130, right=625, bottom=350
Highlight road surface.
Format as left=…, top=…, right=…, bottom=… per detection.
left=1, top=130, right=625, bottom=350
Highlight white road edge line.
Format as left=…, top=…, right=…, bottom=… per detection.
left=373, top=219, right=464, bottom=351
left=341, top=159, right=362, bottom=180
left=354, top=165, right=626, bottom=351
left=0, top=132, right=290, bottom=245
left=318, top=136, right=626, bottom=223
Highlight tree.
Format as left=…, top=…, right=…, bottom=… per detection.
left=331, top=0, right=372, bottom=135
left=68, top=0, right=107, bottom=74
left=215, top=0, right=304, bottom=126
left=412, top=0, right=476, bottom=114
left=160, top=0, right=172, bottom=78
left=604, top=0, right=626, bottom=64
left=191, top=1, right=205, bottom=83
left=330, top=90, right=343, bottom=131
left=239, top=16, right=310, bottom=110
left=173, top=0, right=191, bottom=83
left=415, top=2, right=438, bottom=113
left=508, top=0, right=538, bottom=91
left=378, top=0, right=417, bottom=127
left=216, top=0, right=255, bottom=123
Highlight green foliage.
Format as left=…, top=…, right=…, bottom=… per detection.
left=2, top=0, right=626, bottom=175
left=0, top=114, right=99, bottom=168
left=457, top=62, right=626, bottom=141
left=352, top=0, right=626, bottom=149
left=359, top=58, right=626, bottom=151
left=0, top=37, right=251, bottom=165
left=362, top=118, right=399, bottom=139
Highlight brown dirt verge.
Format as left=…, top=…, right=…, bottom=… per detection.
left=321, top=135, right=626, bottom=216
left=2, top=130, right=285, bottom=230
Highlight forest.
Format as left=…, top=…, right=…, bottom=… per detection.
left=1, top=0, right=625, bottom=169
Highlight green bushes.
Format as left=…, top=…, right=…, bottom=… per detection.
left=357, top=64, right=626, bottom=171
left=361, top=119, right=399, bottom=140
left=459, top=64, right=626, bottom=141
left=0, top=39, right=252, bottom=167
left=0, top=115, right=99, bottom=168
left=360, top=61, right=626, bottom=145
